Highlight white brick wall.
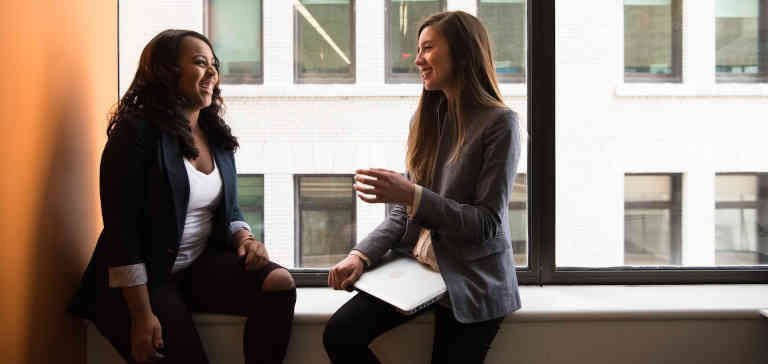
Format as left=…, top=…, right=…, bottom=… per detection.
left=120, top=0, right=767, bottom=268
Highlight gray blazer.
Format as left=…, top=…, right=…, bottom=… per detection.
left=354, top=106, right=522, bottom=323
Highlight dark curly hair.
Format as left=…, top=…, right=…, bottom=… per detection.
left=107, top=29, right=238, bottom=157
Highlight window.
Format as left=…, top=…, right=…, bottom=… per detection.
left=294, top=0, right=355, bottom=83
left=477, top=0, right=526, bottom=83
left=295, top=175, right=356, bottom=268
left=715, top=173, right=768, bottom=265
left=623, top=0, right=682, bottom=82
left=206, top=0, right=263, bottom=84
left=624, top=174, right=682, bottom=265
left=386, top=0, right=446, bottom=83
left=716, top=0, right=768, bottom=82
left=237, top=175, right=265, bottom=242
left=510, top=173, right=528, bottom=267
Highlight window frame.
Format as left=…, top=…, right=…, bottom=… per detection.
left=622, top=0, right=683, bottom=83
left=293, top=0, right=356, bottom=84
left=236, top=174, right=266, bottom=243
left=293, top=174, right=357, bottom=276
left=715, top=172, right=768, bottom=264
left=384, top=0, right=447, bottom=84
left=476, top=0, right=527, bottom=84
left=204, top=0, right=265, bottom=84
left=715, top=0, right=768, bottom=83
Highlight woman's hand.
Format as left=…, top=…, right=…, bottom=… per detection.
left=130, top=312, right=164, bottom=363
left=237, top=237, right=270, bottom=270
left=354, top=168, right=415, bottom=205
left=328, top=254, right=364, bottom=291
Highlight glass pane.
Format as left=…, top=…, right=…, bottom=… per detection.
left=295, top=0, right=354, bottom=82
left=237, top=175, right=265, bottom=242
left=509, top=173, right=528, bottom=267
left=624, top=0, right=681, bottom=81
left=298, top=176, right=356, bottom=268
left=388, top=0, right=444, bottom=81
left=624, top=175, right=681, bottom=265
left=715, top=174, right=768, bottom=265
left=209, top=0, right=262, bottom=83
left=716, top=0, right=767, bottom=81
left=477, top=0, right=526, bottom=82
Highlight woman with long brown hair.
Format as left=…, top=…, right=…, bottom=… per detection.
left=68, top=29, right=296, bottom=364
left=324, top=11, right=522, bottom=364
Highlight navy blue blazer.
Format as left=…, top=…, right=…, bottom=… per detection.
left=69, top=117, right=246, bottom=317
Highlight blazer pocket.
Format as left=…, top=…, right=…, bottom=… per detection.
left=455, top=236, right=509, bottom=261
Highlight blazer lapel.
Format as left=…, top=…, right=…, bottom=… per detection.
left=212, top=147, right=232, bottom=220
left=160, top=133, right=189, bottom=243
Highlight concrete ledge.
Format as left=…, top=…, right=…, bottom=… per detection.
left=87, top=285, right=768, bottom=364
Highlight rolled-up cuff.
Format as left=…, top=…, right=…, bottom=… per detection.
left=407, top=184, right=423, bottom=217
left=229, top=220, right=252, bottom=235
left=349, top=250, right=371, bottom=267
left=108, top=263, right=148, bottom=288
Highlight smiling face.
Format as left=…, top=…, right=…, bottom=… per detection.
left=177, top=36, right=219, bottom=111
left=415, top=26, right=455, bottom=94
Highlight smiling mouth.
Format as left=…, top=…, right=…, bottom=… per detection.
left=199, top=80, right=213, bottom=93
left=420, top=69, right=432, bottom=80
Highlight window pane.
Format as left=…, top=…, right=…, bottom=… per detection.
left=237, top=175, right=265, bottom=242
left=715, top=174, right=768, bottom=265
left=297, top=176, right=356, bottom=268
left=716, top=0, right=767, bottom=82
left=477, top=0, right=526, bottom=83
left=624, top=174, right=681, bottom=265
left=295, top=0, right=354, bottom=83
left=387, top=0, right=444, bottom=82
left=209, top=0, right=262, bottom=83
left=510, top=173, right=528, bottom=267
left=624, top=0, right=681, bottom=82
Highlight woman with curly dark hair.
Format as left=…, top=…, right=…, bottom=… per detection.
left=69, top=29, right=296, bottom=364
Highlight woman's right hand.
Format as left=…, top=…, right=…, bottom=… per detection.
left=130, top=312, right=165, bottom=363
left=328, top=254, right=364, bottom=291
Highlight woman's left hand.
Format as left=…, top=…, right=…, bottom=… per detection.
left=237, top=237, right=270, bottom=270
left=354, top=168, right=415, bottom=205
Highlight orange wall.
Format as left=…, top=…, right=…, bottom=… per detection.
left=0, top=1, right=117, bottom=363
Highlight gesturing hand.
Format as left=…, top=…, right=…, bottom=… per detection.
left=130, top=313, right=165, bottom=363
left=328, top=254, right=365, bottom=291
left=237, top=238, right=270, bottom=270
left=354, top=168, right=415, bottom=205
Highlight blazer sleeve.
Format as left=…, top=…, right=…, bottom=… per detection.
left=352, top=199, right=409, bottom=266
left=99, top=119, right=153, bottom=273
left=410, top=110, right=521, bottom=245
left=225, top=151, right=255, bottom=248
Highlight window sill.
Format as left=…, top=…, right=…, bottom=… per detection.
left=219, top=83, right=526, bottom=98
left=191, top=284, right=768, bottom=325
left=616, top=83, right=768, bottom=97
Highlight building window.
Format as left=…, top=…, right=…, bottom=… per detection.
left=510, top=173, right=528, bottom=267
left=624, top=174, right=682, bottom=265
left=715, top=173, right=768, bottom=265
left=295, top=175, right=356, bottom=268
left=386, top=0, right=446, bottom=83
left=294, top=0, right=355, bottom=83
left=623, top=0, right=682, bottom=82
left=237, top=175, right=265, bottom=242
left=716, top=0, right=768, bottom=82
left=477, top=0, right=526, bottom=83
left=206, top=0, right=263, bottom=84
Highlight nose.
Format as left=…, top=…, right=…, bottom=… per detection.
left=414, top=50, right=424, bottom=66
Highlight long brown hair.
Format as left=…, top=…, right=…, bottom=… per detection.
left=406, top=11, right=507, bottom=187
left=107, top=29, right=238, bottom=157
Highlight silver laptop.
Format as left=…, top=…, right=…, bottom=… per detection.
left=353, top=252, right=447, bottom=315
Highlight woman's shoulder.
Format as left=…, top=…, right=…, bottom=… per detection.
left=109, top=115, right=161, bottom=144
left=471, top=105, right=518, bottom=130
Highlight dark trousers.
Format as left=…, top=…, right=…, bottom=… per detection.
left=323, top=292, right=504, bottom=364
left=88, top=247, right=296, bottom=364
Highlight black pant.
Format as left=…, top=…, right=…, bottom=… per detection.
left=323, top=292, right=504, bottom=364
left=88, top=247, right=296, bottom=364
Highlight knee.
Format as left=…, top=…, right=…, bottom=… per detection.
left=323, top=313, right=361, bottom=351
left=262, top=268, right=295, bottom=292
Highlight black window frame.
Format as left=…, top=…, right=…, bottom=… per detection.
left=715, top=0, right=768, bottom=83
left=293, top=174, right=357, bottom=284
left=293, top=0, right=357, bottom=84
left=476, top=0, right=527, bottom=84
left=292, top=0, right=768, bottom=286
left=715, top=172, right=768, bottom=264
left=204, top=0, right=265, bottom=84
left=623, top=0, right=683, bottom=83
left=384, top=0, right=447, bottom=84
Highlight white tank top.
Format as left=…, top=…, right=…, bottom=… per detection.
left=172, top=158, right=223, bottom=273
